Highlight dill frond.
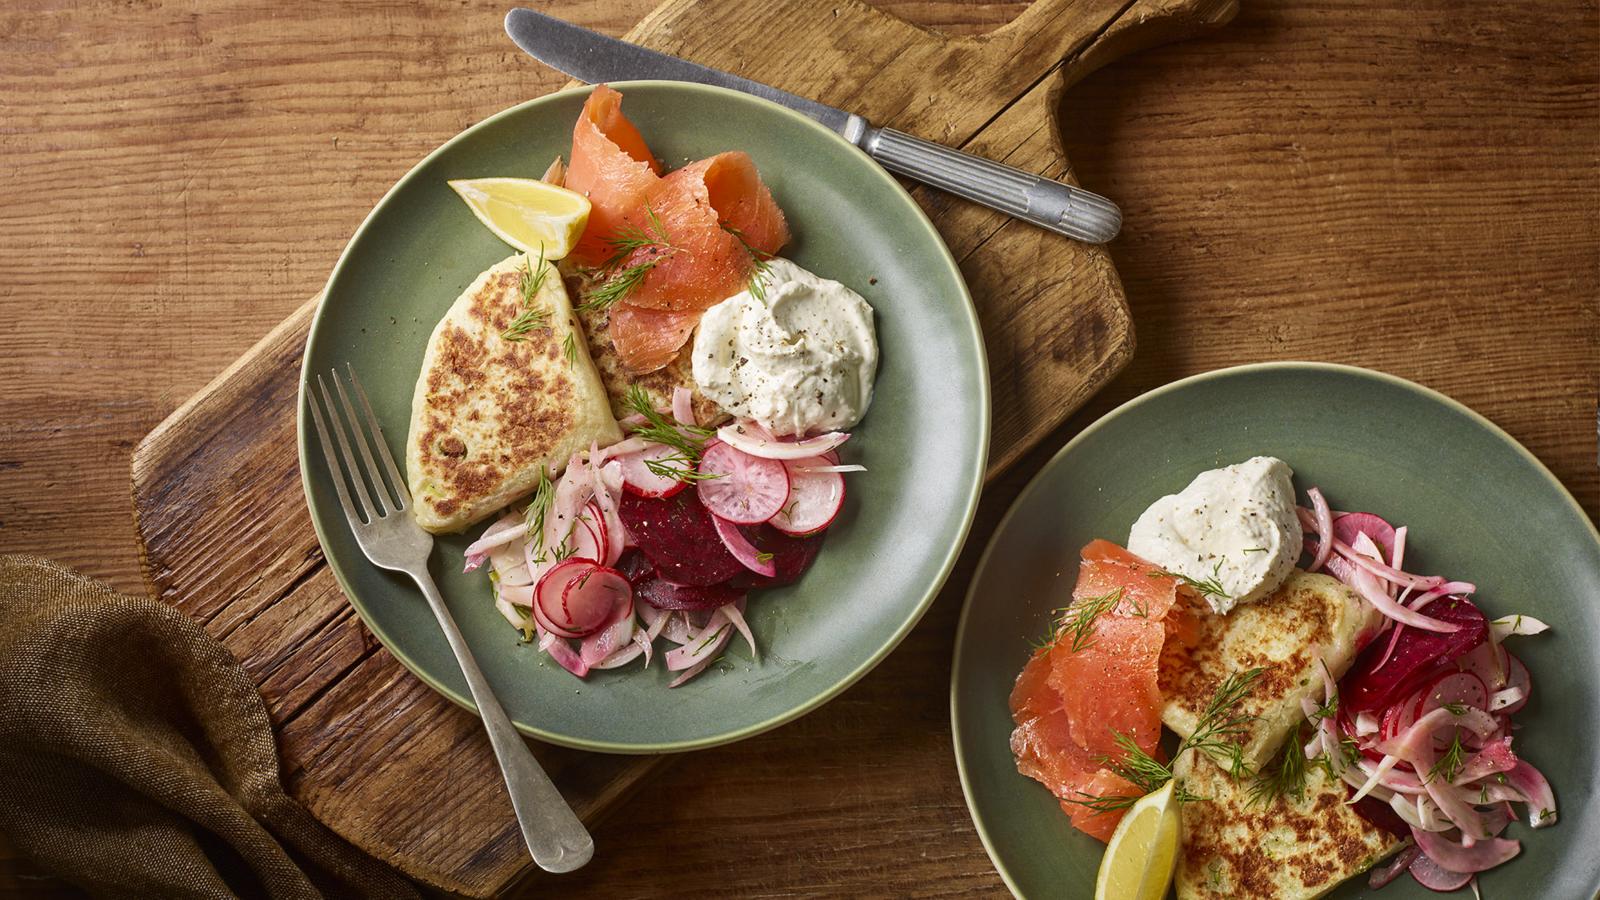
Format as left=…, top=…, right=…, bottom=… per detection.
left=1058, top=588, right=1125, bottom=653
left=1152, top=561, right=1237, bottom=606
left=1248, top=726, right=1309, bottom=806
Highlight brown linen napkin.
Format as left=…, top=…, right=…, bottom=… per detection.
left=0, top=554, right=421, bottom=900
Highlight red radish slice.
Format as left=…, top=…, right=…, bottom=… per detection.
left=616, top=444, right=688, bottom=498
left=717, top=422, right=850, bottom=460
left=1333, top=511, right=1398, bottom=560
left=711, top=514, right=776, bottom=577
left=560, top=564, right=631, bottom=639
left=1419, top=672, right=1489, bottom=718
left=769, top=461, right=844, bottom=536
left=560, top=502, right=607, bottom=564
left=578, top=588, right=635, bottom=667
left=535, top=559, right=600, bottom=637
left=696, top=440, right=789, bottom=524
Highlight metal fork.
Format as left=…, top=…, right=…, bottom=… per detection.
left=305, top=364, right=593, bottom=874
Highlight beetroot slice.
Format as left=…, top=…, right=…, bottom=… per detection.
left=728, top=524, right=825, bottom=590
left=617, top=489, right=744, bottom=587
left=615, top=548, right=654, bottom=586
left=635, top=576, right=743, bottom=611
left=1341, top=595, right=1488, bottom=714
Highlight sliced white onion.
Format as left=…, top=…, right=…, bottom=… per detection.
left=717, top=422, right=850, bottom=460
left=1305, top=488, right=1335, bottom=573
left=719, top=600, right=757, bottom=662
left=1490, top=615, right=1550, bottom=640
left=794, top=464, right=867, bottom=474
left=671, top=386, right=697, bottom=427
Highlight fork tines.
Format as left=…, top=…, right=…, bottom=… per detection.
left=306, top=364, right=410, bottom=525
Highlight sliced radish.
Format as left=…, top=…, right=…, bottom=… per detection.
left=769, top=460, right=844, bottom=536
left=534, top=559, right=599, bottom=638
left=559, top=564, right=631, bottom=639
left=711, top=514, right=776, bottom=577
left=1419, top=672, right=1489, bottom=719
left=616, top=444, right=688, bottom=498
left=547, top=499, right=605, bottom=565
left=717, top=422, right=850, bottom=460
left=696, top=440, right=789, bottom=524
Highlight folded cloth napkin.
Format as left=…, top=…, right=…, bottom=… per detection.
left=0, top=555, right=420, bottom=900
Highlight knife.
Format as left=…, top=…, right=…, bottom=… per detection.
left=504, top=8, right=1122, bottom=245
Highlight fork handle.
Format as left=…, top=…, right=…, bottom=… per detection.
left=410, top=569, right=594, bottom=873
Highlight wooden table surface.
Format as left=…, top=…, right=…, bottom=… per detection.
left=2, top=0, right=1594, bottom=896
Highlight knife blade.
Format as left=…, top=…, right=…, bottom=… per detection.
left=504, top=8, right=1121, bottom=244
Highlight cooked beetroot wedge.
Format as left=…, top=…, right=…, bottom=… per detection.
left=618, top=489, right=744, bottom=586
left=728, top=524, right=825, bottom=590
left=635, top=576, right=744, bottom=611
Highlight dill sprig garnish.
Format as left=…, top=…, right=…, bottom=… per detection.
left=562, top=330, right=577, bottom=367
left=1074, top=668, right=1266, bottom=812
left=1309, top=692, right=1338, bottom=722
left=1101, top=731, right=1176, bottom=794
left=621, top=386, right=719, bottom=482
left=1058, top=588, right=1125, bottom=653
left=1427, top=732, right=1468, bottom=784
left=578, top=206, right=675, bottom=313
left=501, top=247, right=550, bottom=341
left=1182, top=666, right=1266, bottom=778
left=577, top=258, right=659, bottom=313
left=721, top=222, right=773, bottom=302
left=1248, top=725, right=1310, bottom=806
left=1151, top=561, right=1236, bottom=606
left=1060, top=791, right=1144, bottom=815
left=643, top=452, right=721, bottom=482
left=623, top=386, right=712, bottom=455
left=521, top=468, right=555, bottom=559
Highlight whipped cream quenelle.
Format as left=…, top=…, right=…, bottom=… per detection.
left=691, top=258, right=878, bottom=436
left=1127, top=456, right=1303, bottom=615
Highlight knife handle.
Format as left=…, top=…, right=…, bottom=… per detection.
left=853, top=123, right=1121, bottom=245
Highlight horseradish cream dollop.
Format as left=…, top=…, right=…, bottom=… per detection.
left=692, top=258, right=877, bottom=436
left=1127, top=456, right=1302, bottom=615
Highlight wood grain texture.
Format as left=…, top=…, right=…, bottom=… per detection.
left=120, top=0, right=1212, bottom=894
left=2, top=0, right=1596, bottom=898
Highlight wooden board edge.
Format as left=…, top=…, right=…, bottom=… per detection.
left=130, top=294, right=321, bottom=597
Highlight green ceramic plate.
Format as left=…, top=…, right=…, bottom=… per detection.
left=951, top=363, right=1599, bottom=898
left=299, top=82, right=988, bottom=753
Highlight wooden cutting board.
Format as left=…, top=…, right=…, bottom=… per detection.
left=130, top=0, right=1234, bottom=894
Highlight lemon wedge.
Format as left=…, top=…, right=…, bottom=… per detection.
left=1095, top=780, right=1181, bottom=900
left=447, top=177, right=590, bottom=259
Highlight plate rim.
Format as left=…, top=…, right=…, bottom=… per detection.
left=948, top=360, right=1600, bottom=897
left=297, top=80, right=991, bottom=754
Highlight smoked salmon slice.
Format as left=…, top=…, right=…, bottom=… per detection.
left=565, top=87, right=791, bottom=373
left=566, top=85, right=662, bottom=266
left=608, top=303, right=702, bottom=374
left=619, top=151, right=790, bottom=313
left=1009, top=541, right=1191, bottom=842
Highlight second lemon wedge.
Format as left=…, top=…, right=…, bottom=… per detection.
left=448, top=177, right=590, bottom=259
left=1095, top=780, right=1181, bottom=900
